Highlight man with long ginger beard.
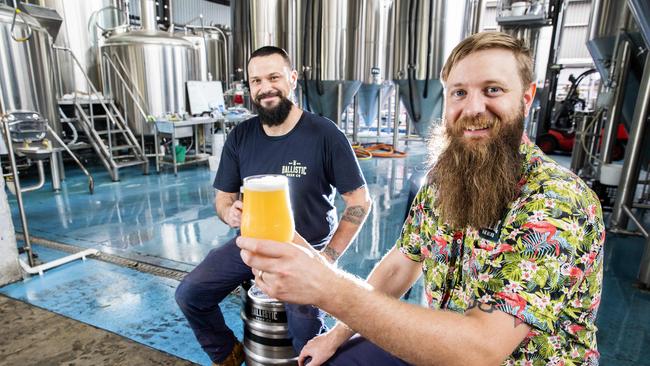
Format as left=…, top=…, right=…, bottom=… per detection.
left=432, top=106, right=525, bottom=230
left=236, top=33, right=605, bottom=366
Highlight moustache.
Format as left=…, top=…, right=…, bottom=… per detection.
left=255, top=91, right=283, bottom=104
left=448, top=115, right=498, bottom=137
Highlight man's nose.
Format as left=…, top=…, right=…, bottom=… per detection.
left=461, top=91, right=487, bottom=118
left=258, top=79, right=274, bottom=93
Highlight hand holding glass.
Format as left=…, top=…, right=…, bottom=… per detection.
left=241, top=175, right=295, bottom=243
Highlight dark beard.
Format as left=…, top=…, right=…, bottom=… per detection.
left=253, top=93, right=294, bottom=127
left=429, top=109, right=525, bottom=229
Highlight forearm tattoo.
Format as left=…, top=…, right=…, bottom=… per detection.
left=341, top=205, right=367, bottom=225
left=467, top=299, right=526, bottom=328
left=322, top=246, right=341, bottom=261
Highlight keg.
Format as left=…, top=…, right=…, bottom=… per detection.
left=241, top=283, right=298, bottom=366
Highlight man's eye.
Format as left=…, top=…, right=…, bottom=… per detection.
left=487, top=87, right=502, bottom=94
left=452, top=90, right=466, bottom=97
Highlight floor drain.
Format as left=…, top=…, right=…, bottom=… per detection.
left=15, top=234, right=187, bottom=281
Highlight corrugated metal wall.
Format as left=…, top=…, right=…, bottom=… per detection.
left=557, top=0, right=592, bottom=65
left=171, top=0, right=230, bottom=26
left=479, top=0, right=592, bottom=66
left=481, top=0, right=499, bottom=31
left=128, top=0, right=230, bottom=27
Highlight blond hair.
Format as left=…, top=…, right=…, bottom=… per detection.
left=440, top=32, right=534, bottom=89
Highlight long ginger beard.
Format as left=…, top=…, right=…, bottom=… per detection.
left=430, top=107, right=525, bottom=229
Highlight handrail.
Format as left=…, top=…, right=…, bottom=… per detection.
left=108, top=52, right=149, bottom=110
left=52, top=45, right=125, bottom=129
left=53, top=45, right=146, bottom=161
left=101, top=52, right=150, bottom=122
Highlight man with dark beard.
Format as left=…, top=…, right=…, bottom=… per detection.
left=175, top=46, right=371, bottom=366
left=236, top=32, right=605, bottom=366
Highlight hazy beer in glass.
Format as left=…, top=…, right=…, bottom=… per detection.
left=241, top=175, right=295, bottom=243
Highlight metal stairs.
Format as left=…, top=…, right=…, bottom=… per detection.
left=60, top=98, right=148, bottom=181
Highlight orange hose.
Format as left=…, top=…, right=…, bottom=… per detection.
left=352, top=143, right=407, bottom=159
left=363, top=144, right=407, bottom=158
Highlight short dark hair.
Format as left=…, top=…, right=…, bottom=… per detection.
left=247, top=46, right=293, bottom=69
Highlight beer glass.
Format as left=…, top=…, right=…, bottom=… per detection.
left=241, top=174, right=295, bottom=243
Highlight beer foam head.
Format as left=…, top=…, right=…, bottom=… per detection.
left=244, top=175, right=288, bottom=191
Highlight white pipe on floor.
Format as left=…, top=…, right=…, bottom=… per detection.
left=19, top=249, right=99, bottom=276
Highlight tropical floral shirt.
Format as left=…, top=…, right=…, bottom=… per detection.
left=398, top=139, right=605, bottom=366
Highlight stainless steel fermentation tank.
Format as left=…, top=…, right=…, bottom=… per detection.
left=351, top=0, right=394, bottom=127
left=101, top=0, right=197, bottom=135
left=231, top=0, right=301, bottom=82
left=300, top=0, right=363, bottom=123
left=0, top=4, right=60, bottom=138
left=179, top=24, right=230, bottom=87
left=232, top=0, right=391, bottom=125
left=28, top=0, right=121, bottom=96
left=392, top=0, right=464, bottom=137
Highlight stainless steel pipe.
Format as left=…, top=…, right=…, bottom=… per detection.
left=140, top=0, right=156, bottom=31
left=19, top=160, right=45, bottom=193
left=393, top=84, right=400, bottom=149
left=610, top=54, right=650, bottom=229
left=1, top=118, right=35, bottom=267
left=352, top=94, right=359, bottom=143
left=601, top=38, right=632, bottom=164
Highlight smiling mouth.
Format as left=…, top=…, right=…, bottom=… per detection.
left=462, top=125, right=492, bottom=137
left=465, top=126, right=490, bottom=131
left=257, top=94, right=281, bottom=103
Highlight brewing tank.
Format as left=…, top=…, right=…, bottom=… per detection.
left=392, top=0, right=464, bottom=137
left=231, top=0, right=301, bottom=81
left=102, top=31, right=197, bottom=135
left=180, top=25, right=230, bottom=87
left=300, top=0, right=363, bottom=122
left=352, top=0, right=394, bottom=126
left=0, top=4, right=60, bottom=136
left=352, top=0, right=393, bottom=83
left=29, top=0, right=120, bottom=96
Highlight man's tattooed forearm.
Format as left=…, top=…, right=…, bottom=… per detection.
left=341, top=205, right=367, bottom=225
left=467, top=299, right=496, bottom=314
left=467, top=299, right=526, bottom=328
left=322, top=246, right=341, bottom=261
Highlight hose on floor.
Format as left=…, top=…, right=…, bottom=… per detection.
left=352, top=143, right=407, bottom=160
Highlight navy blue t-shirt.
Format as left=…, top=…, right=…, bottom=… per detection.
left=213, top=111, right=366, bottom=248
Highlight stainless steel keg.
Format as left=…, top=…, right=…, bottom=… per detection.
left=241, top=284, right=298, bottom=366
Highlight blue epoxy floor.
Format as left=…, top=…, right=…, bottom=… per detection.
left=3, top=139, right=650, bottom=365
left=2, top=244, right=222, bottom=365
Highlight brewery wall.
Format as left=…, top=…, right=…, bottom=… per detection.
left=128, top=0, right=230, bottom=26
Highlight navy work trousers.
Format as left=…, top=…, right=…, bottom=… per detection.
left=175, top=237, right=326, bottom=363
left=325, top=336, right=412, bottom=366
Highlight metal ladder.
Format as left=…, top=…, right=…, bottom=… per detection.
left=53, top=45, right=149, bottom=181
left=71, top=99, right=148, bottom=181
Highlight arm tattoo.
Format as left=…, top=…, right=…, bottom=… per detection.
left=467, top=299, right=496, bottom=314
left=467, top=299, right=526, bottom=328
left=341, top=205, right=367, bottom=225
left=322, top=246, right=341, bottom=261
